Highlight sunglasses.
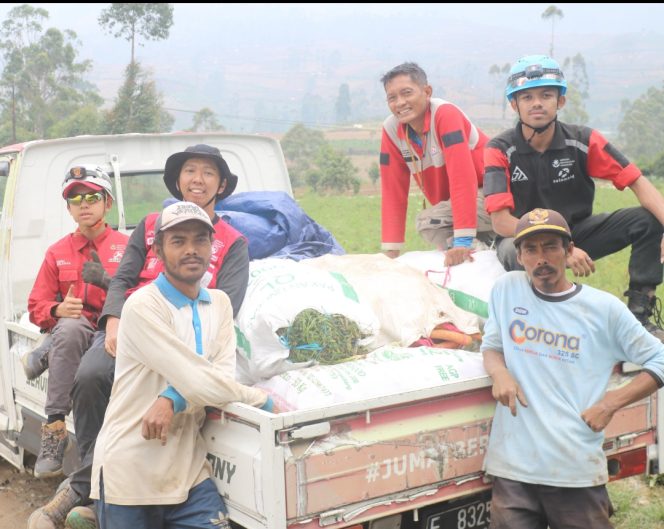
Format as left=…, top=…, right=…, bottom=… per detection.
left=66, top=192, right=104, bottom=206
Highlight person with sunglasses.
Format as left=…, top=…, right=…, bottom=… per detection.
left=25, top=165, right=129, bottom=482
left=28, top=144, right=250, bottom=529
left=379, top=62, right=495, bottom=266
left=483, top=54, right=664, bottom=341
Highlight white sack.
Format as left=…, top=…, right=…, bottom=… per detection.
left=397, top=250, right=506, bottom=318
left=235, top=258, right=379, bottom=384
left=305, top=253, right=480, bottom=347
left=255, top=345, right=488, bottom=411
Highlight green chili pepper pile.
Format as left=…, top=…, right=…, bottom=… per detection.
left=277, top=308, right=368, bottom=364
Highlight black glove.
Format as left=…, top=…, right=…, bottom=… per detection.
left=82, top=249, right=111, bottom=290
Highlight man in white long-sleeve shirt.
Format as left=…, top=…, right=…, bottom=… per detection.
left=481, top=208, right=664, bottom=529
left=89, top=201, right=273, bottom=529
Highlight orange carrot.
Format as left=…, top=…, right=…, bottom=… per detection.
left=430, top=329, right=473, bottom=346
left=431, top=339, right=462, bottom=349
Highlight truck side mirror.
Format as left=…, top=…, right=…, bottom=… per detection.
left=0, top=160, right=9, bottom=177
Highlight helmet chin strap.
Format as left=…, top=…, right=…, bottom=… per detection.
left=178, top=182, right=223, bottom=210
left=203, top=195, right=217, bottom=209
left=519, top=115, right=558, bottom=144
left=204, top=180, right=227, bottom=210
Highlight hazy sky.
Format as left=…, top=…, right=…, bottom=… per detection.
left=3, top=3, right=661, bottom=72
left=0, top=3, right=661, bottom=132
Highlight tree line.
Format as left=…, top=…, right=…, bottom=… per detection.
left=1, top=3, right=663, bottom=191
left=0, top=3, right=217, bottom=146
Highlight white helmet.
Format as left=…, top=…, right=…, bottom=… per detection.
left=61, top=165, right=114, bottom=200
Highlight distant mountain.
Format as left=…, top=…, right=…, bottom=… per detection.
left=2, top=3, right=662, bottom=136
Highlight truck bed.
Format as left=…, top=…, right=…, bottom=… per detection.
left=203, top=369, right=656, bottom=529
left=5, top=320, right=659, bottom=528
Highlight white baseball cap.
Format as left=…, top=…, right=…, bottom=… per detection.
left=155, top=201, right=215, bottom=233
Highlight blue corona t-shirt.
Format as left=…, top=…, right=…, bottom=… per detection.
left=481, top=271, right=664, bottom=486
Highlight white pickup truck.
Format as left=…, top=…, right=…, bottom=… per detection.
left=0, top=132, right=660, bottom=529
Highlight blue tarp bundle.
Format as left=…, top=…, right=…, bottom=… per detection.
left=214, top=191, right=345, bottom=261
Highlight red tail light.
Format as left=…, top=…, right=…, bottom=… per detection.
left=607, top=447, right=647, bottom=481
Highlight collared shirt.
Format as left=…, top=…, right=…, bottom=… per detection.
left=483, top=121, right=641, bottom=226
left=156, top=273, right=210, bottom=413
left=28, top=225, right=128, bottom=330
left=91, top=276, right=267, bottom=506
left=380, top=98, right=488, bottom=249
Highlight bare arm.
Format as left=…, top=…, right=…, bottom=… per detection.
left=630, top=176, right=664, bottom=225
left=483, top=348, right=528, bottom=416
left=581, top=371, right=658, bottom=432
left=490, top=209, right=519, bottom=238
left=629, top=176, right=664, bottom=262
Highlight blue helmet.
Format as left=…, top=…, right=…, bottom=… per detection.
left=505, top=55, right=567, bottom=101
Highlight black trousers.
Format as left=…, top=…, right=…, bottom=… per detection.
left=490, top=476, right=613, bottom=529
left=496, top=207, right=664, bottom=288
left=69, top=330, right=115, bottom=502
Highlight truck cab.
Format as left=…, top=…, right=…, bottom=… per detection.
left=0, top=132, right=291, bottom=471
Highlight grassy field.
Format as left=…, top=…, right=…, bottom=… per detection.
left=295, top=180, right=664, bottom=528
left=296, top=181, right=664, bottom=301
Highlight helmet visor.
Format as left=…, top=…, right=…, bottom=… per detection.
left=65, top=166, right=104, bottom=183
left=507, top=67, right=565, bottom=92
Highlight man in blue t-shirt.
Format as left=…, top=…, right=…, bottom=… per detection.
left=481, top=207, right=664, bottom=529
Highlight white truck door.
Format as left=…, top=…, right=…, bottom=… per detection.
left=0, top=155, right=25, bottom=468
left=0, top=132, right=292, bottom=470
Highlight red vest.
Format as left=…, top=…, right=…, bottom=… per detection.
left=125, top=212, right=243, bottom=297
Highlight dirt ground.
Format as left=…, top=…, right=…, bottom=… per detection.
left=0, top=456, right=62, bottom=529
left=0, top=456, right=661, bottom=529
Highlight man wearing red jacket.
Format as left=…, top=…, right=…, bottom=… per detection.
left=26, top=165, right=128, bottom=479
left=379, top=62, right=494, bottom=266
left=483, top=54, right=664, bottom=341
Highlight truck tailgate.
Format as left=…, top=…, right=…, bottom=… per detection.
left=203, top=378, right=495, bottom=529
left=202, top=371, right=657, bottom=529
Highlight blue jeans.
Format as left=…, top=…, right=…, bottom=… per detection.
left=95, top=476, right=231, bottom=529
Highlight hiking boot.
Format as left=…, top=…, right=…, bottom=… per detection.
left=34, top=420, right=69, bottom=478
left=27, top=484, right=82, bottom=529
left=65, top=505, right=97, bottom=529
left=625, top=287, right=664, bottom=342
left=22, top=333, right=52, bottom=380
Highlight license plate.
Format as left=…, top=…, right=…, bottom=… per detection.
left=425, top=496, right=491, bottom=529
